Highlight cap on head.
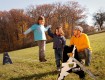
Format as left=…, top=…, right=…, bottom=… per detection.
left=74, top=26, right=83, bottom=32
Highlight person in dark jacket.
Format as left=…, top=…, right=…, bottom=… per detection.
left=48, top=25, right=66, bottom=71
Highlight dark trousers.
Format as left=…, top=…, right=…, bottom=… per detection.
left=54, top=48, right=63, bottom=68
left=78, top=48, right=91, bottom=66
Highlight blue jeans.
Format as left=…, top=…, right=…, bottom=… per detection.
left=54, top=48, right=63, bottom=68
left=78, top=48, right=91, bottom=66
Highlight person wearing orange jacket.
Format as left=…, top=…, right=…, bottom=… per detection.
left=70, top=26, right=92, bottom=66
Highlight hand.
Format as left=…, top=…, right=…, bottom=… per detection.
left=67, top=53, right=73, bottom=57
left=47, top=25, right=52, bottom=28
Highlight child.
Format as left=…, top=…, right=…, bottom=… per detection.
left=24, top=16, right=51, bottom=62
left=48, top=25, right=66, bottom=71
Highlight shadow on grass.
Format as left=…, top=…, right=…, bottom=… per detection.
left=9, top=71, right=58, bottom=80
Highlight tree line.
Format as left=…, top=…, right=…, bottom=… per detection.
left=93, top=9, right=105, bottom=31
left=0, top=1, right=100, bottom=53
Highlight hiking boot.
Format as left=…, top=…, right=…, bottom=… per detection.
left=57, top=67, right=61, bottom=72
left=40, top=59, right=47, bottom=62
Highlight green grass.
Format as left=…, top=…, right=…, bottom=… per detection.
left=0, top=32, right=105, bottom=80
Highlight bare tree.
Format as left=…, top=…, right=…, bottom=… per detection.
left=93, top=9, right=105, bottom=31
left=0, top=1, right=87, bottom=52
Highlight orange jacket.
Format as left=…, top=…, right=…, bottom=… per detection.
left=70, top=33, right=92, bottom=52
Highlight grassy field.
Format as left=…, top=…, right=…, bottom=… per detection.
left=0, top=32, right=105, bottom=80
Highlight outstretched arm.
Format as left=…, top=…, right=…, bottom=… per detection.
left=48, top=28, right=54, bottom=38
left=24, top=24, right=36, bottom=35
left=24, top=28, right=32, bottom=35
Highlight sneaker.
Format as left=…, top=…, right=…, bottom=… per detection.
left=85, top=63, right=90, bottom=66
left=80, top=60, right=84, bottom=64
left=57, top=67, right=61, bottom=72
left=40, top=59, right=47, bottom=62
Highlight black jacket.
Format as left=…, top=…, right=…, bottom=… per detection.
left=48, top=28, right=66, bottom=49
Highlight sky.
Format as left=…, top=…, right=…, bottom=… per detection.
left=0, top=0, right=105, bottom=26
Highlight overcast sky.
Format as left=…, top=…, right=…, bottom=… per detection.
left=0, top=0, right=105, bottom=26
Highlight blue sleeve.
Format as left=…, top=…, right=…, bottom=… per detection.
left=31, top=24, right=37, bottom=31
left=24, top=28, right=32, bottom=35
left=48, top=28, right=54, bottom=38
left=24, top=24, right=37, bottom=35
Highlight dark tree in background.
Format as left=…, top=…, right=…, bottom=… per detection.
left=93, top=9, right=105, bottom=31
left=0, top=1, right=94, bottom=53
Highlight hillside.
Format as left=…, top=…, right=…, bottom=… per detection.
left=0, top=32, right=105, bottom=80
